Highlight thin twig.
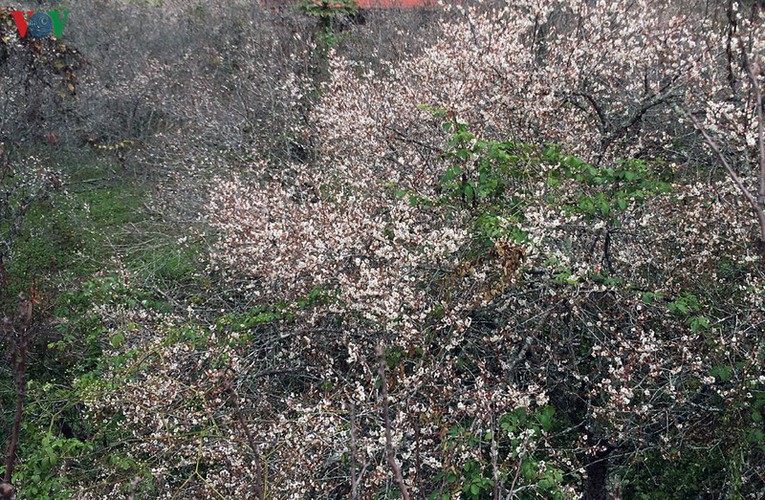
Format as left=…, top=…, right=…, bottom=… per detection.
left=350, top=404, right=359, bottom=500
left=491, top=423, right=501, bottom=500
left=226, top=382, right=264, bottom=500
left=376, top=343, right=411, bottom=500
left=680, top=106, right=765, bottom=244
left=739, top=41, right=765, bottom=209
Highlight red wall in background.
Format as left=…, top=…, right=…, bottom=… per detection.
left=260, top=0, right=441, bottom=9
left=355, top=0, right=438, bottom=7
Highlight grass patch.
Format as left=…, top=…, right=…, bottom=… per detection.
left=126, top=240, right=204, bottom=286
left=5, top=184, right=149, bottom=285
left=3, top=149, right=206, bottom=307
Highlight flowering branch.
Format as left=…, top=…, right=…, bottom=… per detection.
left=681, top=106, right=765, bottom=248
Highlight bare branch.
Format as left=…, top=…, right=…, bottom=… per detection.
left=680, top=106, right=765, bottom=244
left=376, top=342, right=411, bottom=500
left=738, top=40, right=765, bottom=207
left=226, top=380, right=264, bottom=500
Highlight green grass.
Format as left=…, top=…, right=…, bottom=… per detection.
left=5, top=184, right=148, bottom=284
left=1, top=147, right=210, bottom=337
left=3, top=146, right=206, bottom=288
left=125, top=240, right=204, bottom=287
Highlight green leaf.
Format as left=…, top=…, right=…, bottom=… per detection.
left=747, top=428, right=765, bottom=444
left=599, top=200, right=611, bottom=215
left=536, top=406, right=555, bottom=430
left=465, top=183, right=474, bottom=202
left=710, top=364, right=732, bottom=382
left=689, top=315, right=710, bottom=332
left=442, top=165, right=461, bottom=183
left=110, top=332, right=125, bottom=348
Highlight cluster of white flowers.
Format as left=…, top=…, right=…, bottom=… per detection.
left=68, top=0, right=765, bottom=496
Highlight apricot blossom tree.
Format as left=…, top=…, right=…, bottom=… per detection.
left=199, top=0, right=765, bottom=497
left=61, top=0, right=765, bottom=498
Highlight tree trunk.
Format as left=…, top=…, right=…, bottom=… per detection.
left=584, top=445, right=612, bottom=500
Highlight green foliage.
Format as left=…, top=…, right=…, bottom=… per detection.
left=49, top=276, right=169, bottom=373
left=315, top=26, right=346, bottom=50
left=436, top=121, right=669, bottom=227
left=4, top=197, right=79, bottom=281
left=432, top=121, right=677, bottom=290
left=214, top=287, right=337, bottom=347
left=77, top=186, right=146, bottom=227
left=2, top=148, right=209, bottom=293
left=433, top=122, right=672, bottom=269
left=641, top=291, right=665, bottom=304
left=474, top=212, right=528, bottom=247
left=296, top=0, right=358, bottom=51
left=744, top=391, right=765, bottom=473
left=384, top=345, right=405, bottom=369
left=665, top=292, right=715, bottom=334
left=438, top=121, right=534, bottom=211
left=3, top=164, right=148, bottom=291
left=717, top=256, right=748, bottom=282
left=0, top=148, right=173, bottom=498
left=296, top=0, right=358, bottom=18
left=218, top=306, right=285, bottom=332
left=431, top=406, right=568, bottom=499
left=543, top=149, right=670, bottom=225
left=129, top=242, right=202, bottom=284
left=9, top=430, right=90, bottom=500
left=666, top=292, right=701, bottom=316
left=459, top=460, right=494, bottom=498
left=621, top=447, right=728, bottom=499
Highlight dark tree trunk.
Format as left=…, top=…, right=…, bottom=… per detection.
left=585, top=445, right=612, bottom=500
